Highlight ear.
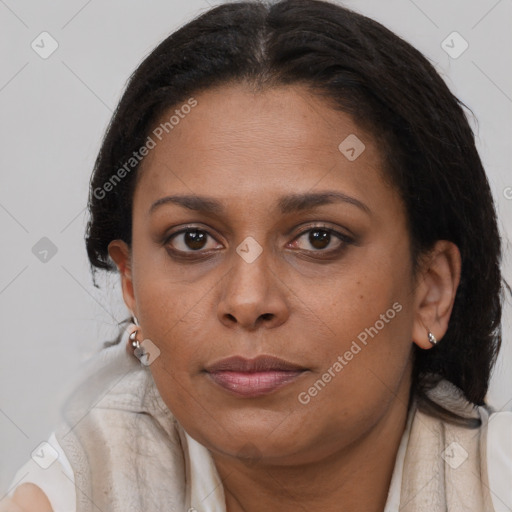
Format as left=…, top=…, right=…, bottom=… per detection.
left=108, top=240, right=137, bottom=317
left=412, top=240, right=461, bottom=349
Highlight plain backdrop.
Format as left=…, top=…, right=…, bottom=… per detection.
left=1, top=0, right=511, bottom=495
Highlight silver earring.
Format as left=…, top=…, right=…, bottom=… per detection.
left=129, top=328, right=140, bottom=350
left=428, top=331, right=437, bottom=346
left=132, top=314, right=140, bottom=326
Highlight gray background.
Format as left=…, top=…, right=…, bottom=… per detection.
left=1, top=0, right=511, bottom=495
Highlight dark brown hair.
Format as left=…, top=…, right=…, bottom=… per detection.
left=85, top=0, right=506, bottom=426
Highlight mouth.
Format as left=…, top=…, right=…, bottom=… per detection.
left=204, top=355, right=308, bottom=397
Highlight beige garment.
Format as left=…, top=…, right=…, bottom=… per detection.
left=400, top=380, right=496, bottom=511
left=52, top=331, right=495, bottom=511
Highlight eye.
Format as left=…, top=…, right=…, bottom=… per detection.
left=288, top=225, right=353, bottom=253
left=164, top=224, right=353, bottom=259
left=165, top=227, right=222, bottom=254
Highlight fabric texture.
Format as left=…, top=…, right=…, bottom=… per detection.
left=6, top=404, right=413, bottom=512
left=7, top=326, right=507, bottom=511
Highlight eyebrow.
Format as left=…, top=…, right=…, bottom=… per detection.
left=149, top=191, right=371, bottom=216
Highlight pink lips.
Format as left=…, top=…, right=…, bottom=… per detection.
left=205, top=355, right=307, bottom=397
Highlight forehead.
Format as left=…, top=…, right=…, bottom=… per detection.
left=134, top=83, right=394, bottom=215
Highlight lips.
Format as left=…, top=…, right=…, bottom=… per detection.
left=204, top=355, right=308, bottom=397
left=205, top=355, right=306, bottom=373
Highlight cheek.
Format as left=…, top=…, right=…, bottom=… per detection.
left=304, top=258, right=414, bottom=397
left=292, top=305, right=413, bottom=447
left=305, top=260, right=407, bottom=348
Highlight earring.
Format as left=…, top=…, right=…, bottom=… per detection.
left=129, top=326, right=148, bottom=365
left=129, top=327, right=141, bottom=351
left=428, top=331, right=437, bottom=346
left=129, top=326, right=153, bottom=366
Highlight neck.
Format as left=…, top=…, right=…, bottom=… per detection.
left=212, top=377, right=412, bottom=512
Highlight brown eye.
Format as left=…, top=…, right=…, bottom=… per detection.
left=308, top=229, right=331, bottom=250
left=290, top=226, right=351, bottom=253
left=183, top=230, right=208, bottom=250
left=166, top=228, right=221, bottom=253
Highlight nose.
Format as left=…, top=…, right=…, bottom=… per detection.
left=217, top=245, right=290, bottom=331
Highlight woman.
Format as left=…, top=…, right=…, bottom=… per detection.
left=3, top=0, right=511, bottom=510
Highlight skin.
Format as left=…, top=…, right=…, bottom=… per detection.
left=0, top=483, right=53, bottom=511
left=109, top=83, right=461, bottom=511
left=2, top=83, right=460, bottom=511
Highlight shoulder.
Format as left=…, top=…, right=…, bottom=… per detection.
left=1, top=483, right=53, bottom=511
left=486, top=410, right=512, bottom=511
left=6, top=432, right=76, bottom=511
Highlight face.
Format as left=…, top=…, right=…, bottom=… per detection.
left=109, top=83, right=439, bottom=466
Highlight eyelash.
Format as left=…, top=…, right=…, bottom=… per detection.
left=163, top=224, right=354, bottom=260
